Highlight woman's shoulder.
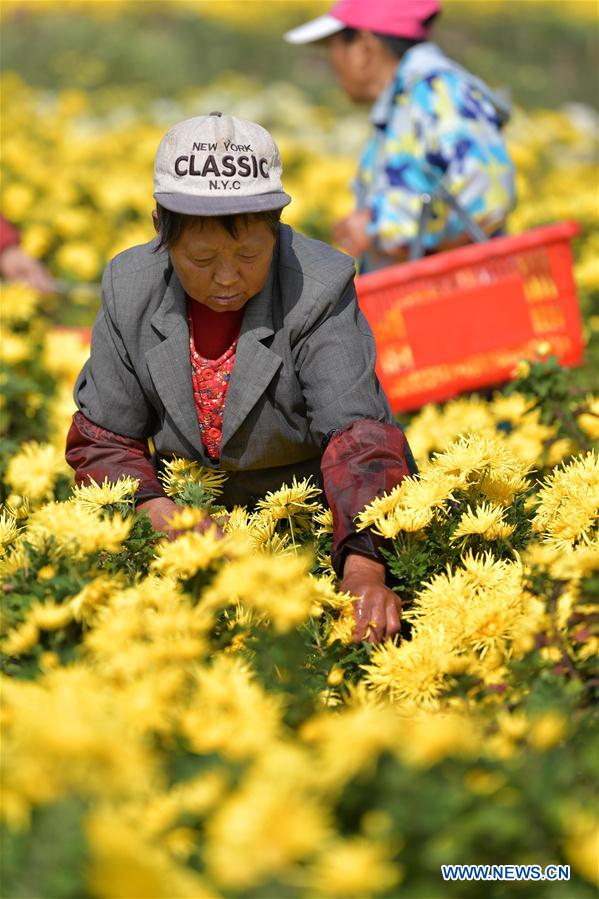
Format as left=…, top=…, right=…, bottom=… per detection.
left=277, top=224, right=356, bottom=289
left=100, top=238, right=172, bottom=326
left=107, top=236, right=168, bottom=280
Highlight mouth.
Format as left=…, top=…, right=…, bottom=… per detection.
left=212, top=293, right=244, bottom=304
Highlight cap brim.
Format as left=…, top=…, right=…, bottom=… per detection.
left=154, top=191, right=292, bottom=215
left=284, top=15, right=344, bottom=44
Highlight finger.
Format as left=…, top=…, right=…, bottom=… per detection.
left=365, top=609, right=386, bottom=644
left=353, top=600, right=380, bottom=644
left=352, top=601, right=368, bottom=644
left=365, top=616, right=386, bottom=643
left=32, top=276, right=56, bottom=295
left=28, top=260, right=55, bottom=288
left=38, top=274, right=58, bottom=294
left=385, top=598, right=402, bottom=640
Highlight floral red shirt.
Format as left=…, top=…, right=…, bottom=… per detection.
left=187, top=309, right=237, bottom=462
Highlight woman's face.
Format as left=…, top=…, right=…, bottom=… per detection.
left=169, top=217, right=276, bottom=313
left=328, top=32, right=396, bottom=104
left=329, top=33, right=369, bottom=102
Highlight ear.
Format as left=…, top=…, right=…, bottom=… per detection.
left=151, top=208, right=159, bottom=233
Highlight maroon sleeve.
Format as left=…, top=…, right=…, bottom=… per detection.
left=320, top=419, right=417, bottom=577
left=0, top=215, right=20, bottom=254
left=66, top=411, right=167, bottom=504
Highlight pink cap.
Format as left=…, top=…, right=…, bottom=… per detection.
left=284, top=0, right=441, bottom=44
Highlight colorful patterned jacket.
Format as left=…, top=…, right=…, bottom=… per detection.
left=355, top=42, right=516, bottom=270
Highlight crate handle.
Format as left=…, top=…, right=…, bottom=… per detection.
left=409, top=184, right=489, bottom=261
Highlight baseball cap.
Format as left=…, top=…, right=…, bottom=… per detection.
left=153, top=112, right=291, bottom=215
left=284, top=0, right=441, bottom=44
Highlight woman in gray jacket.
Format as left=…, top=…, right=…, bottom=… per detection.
left=66, top=112, right=416, bottom=644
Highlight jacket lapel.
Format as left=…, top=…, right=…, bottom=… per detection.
left=220, top=255, right=282, bottom=454
left=145, top=269, right=208, bottom=460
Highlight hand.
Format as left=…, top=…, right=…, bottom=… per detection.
left=137, top=496, right=223, bottom=541
left=340, top=553, right=402, bottom=645
left=332, top=209, right=372, bottom=258
left=0, top=245, right=57, bottom=294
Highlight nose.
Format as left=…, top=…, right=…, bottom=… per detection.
left=213, top=259, right=240, bottom=288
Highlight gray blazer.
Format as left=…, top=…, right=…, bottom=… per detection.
left=74, top=224, right=392, bottom=506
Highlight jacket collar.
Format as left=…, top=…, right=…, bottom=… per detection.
left=149, top=253, right=186, bottom=339
left=369, top=41, right=511, bottom=129
left=369, top=44, right=442, bottom=127
left=220, top=242, right=282, bottom=455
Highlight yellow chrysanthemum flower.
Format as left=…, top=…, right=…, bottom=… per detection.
left=0, top=537, right=28, bottom=578
left=528, top=711, right=567, bottom=751
left=164, top=506, right=206, bottom=531
left=397, top=711, right=480, bottom=768
left=69, top=576, right=122, bottom=624
left=42, top=328, right=91, bottom=383
left=308, top=837, right=401, bottom=897
left=55, top=241, right=100, bottom=280
left=27, top=501, right=131, bottom=557
left=357, top=470, right=457, bottom=538
left=4, top=442, right=69, bottom=505
left=362, top=628, right=457, bottom=708
left=577, top=396, right=599, bottom=440
left=83, top=584, right=208, bottom=683
left=160, top=457, right=227, bottom=499
left=451, top=502, right=516, bottom=541
left=203, top=551, right=318, bottom=631
left=151, top=528, right=228, bottom=579
left=326, top=603, right=356, bottom=646
left=524, top=539, right=599, bottom=582
left=85, top=809, right=214, bottom=898
left=401, top=471, right=462, bottom=513
left=245, top=513, right=284, bottom=551
left=532, top=451, right=599, bottom=548
left=72, top=475, right=139, bottom=515
left=30, top=601, right=74, bottom=631
left=204, top=745, right=330, bottom=890
left=179, top=655, right=283, bottom=761
left=313, top=506, right=333, bottom=535
left=432, top=434, right=531, bottom=503
left=367, top=505, right=434, bottom=540
left=255, top=476, right=323, bottom=537
left=0, top=281, right=41, bottom=323
left=2, top=619, right=40, bottom=656
left=3, top=494, right=30, bottom=521
left=1, top=331, right=32, bottom=365
left=0, top=511, right=19, bottom=556
left=222, top=505, right=252, bottom=534
left=561, top=809, right=599, bottom=887
left=300, top=700, right=402, bottom=787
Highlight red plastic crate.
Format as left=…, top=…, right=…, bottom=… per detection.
left=355, top=220, right=584, bottom=412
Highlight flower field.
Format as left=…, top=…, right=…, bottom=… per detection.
left=1, top=300, right=599, bottom=897
left=1, top=2, right=599, bottom=897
